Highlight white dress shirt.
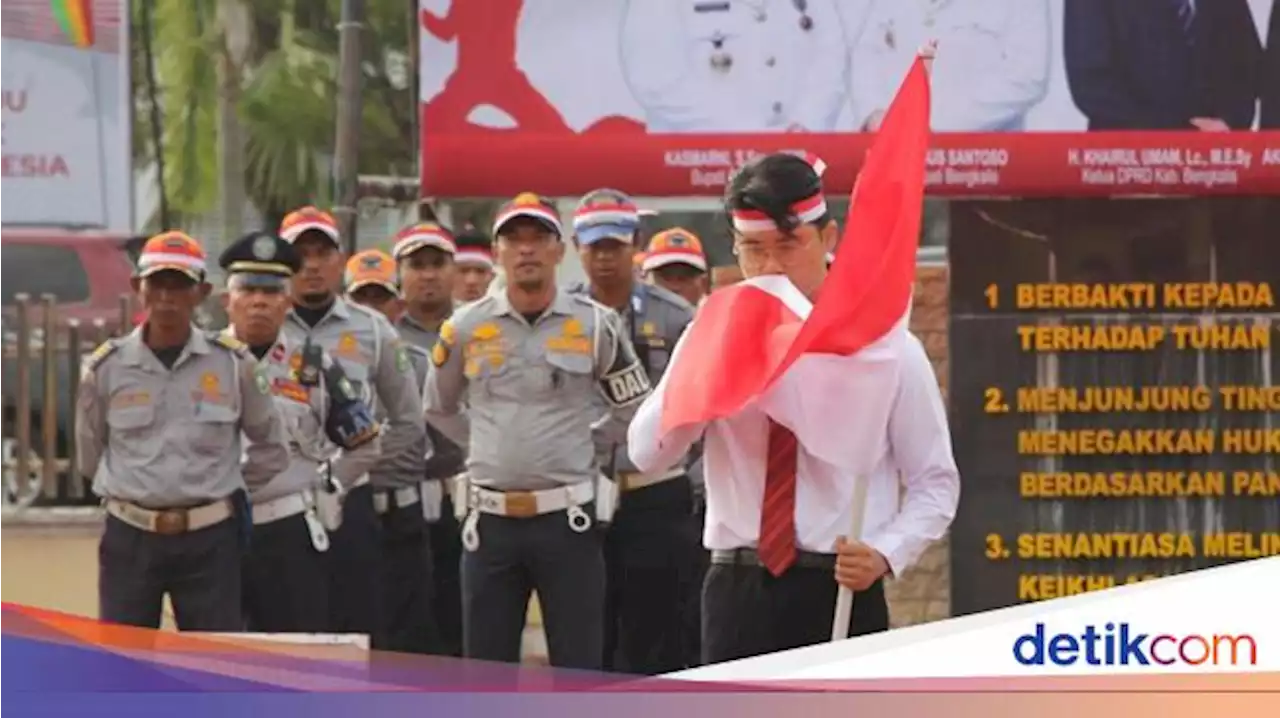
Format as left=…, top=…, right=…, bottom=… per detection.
left=628, top=321, right=960, bottom=577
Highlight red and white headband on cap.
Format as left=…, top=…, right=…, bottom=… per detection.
left=729, top=152, right=829, bottom=233
left=393, top=223, right=457, bottom=259
left=455, top=245, right=494, bottom=269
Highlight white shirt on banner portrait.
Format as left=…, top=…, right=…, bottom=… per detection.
left=627, top=276, right=960, bottom=577
left=850, top=0, right=1051, bottom=131
left=621, top=0, right=852, bottom=132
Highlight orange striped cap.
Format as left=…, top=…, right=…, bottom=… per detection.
left=344, top=250, right=398, bottom=294
left=279, top=206, right=340, bottom=245
left=392, top=222, right=456, bottom=260
left=642, top=228, right=707, bottom=273
left=136, top=231, right=207, bottom=281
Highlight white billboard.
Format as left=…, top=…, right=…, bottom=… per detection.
left=1, top=0, right=132, bottom=231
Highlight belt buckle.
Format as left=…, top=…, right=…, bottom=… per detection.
left=504, top=491, right=537, bottom=518
left=616, top=472, right=639, bottom=492
left=155, top=509, right=188, bottom=535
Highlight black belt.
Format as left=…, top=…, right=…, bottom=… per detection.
left=710, top=547, right=836, bottom=570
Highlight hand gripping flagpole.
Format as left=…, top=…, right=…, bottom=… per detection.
left=830, top=41, right=937, bottom=644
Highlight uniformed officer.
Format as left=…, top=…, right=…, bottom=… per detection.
left=391, top=223, right=469, bottom=657
left=851, top=0, right=1049, bottom=131
left=637, top=226, right=712, bottom=667
left=343, top=249, right=439, bottom=654
left=423, top=192, right=653, bottom=670
left=219, top=232, right=383, bottom=633
left=75, top=231, right=290, bottom=631
left=641, top=228, right=710, bottom=308
left=566, top=189, right=698, bottom=675
left=278, top=206, right=427, bottom=646
left=621, top=0, right=851, bottom=132
left=452, top=227, right=496, bottom=304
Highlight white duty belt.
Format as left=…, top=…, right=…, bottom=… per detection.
left=251, top=490, right=314, bottom=525
left=373, top=485, right=421, bottom=514
left=470, top=482, right=594, bottom=519
left=106, top=499, right=233, bottom=535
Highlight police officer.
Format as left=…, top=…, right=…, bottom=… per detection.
left=75, top=231, right=290, bottom=630
left=452, top=227, right=497, bottom=304
left=565, top=189, right=698, bottom=675
left=277, top=206, right=427, bottom=646
left=621, top=0, right=851, bottom=132
left=343, top=248, right=438, bottom=654
left=423, top=193, right=652, bottom=670
left=219, top=232, right=383, bottom=633
left=641, top=228, right=710, bottom=308
left=391, top=223, right=468, bottom=657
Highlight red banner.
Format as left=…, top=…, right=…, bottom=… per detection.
left=421, top=128, right=1280, bottom=198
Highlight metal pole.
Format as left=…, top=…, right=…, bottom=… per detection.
left=40, top=295, right=58, bottom=501
left=139, top=0, right=170, bottom=229
left=332, top=0, right=367, bottom=255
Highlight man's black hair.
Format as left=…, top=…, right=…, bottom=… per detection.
left=724, top=153, right=829, bottom=234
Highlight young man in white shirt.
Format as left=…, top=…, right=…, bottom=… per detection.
left=627, top=153, right=960, bottom=664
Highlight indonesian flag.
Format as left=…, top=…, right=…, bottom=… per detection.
left=658, top=55, right=931, bottom=471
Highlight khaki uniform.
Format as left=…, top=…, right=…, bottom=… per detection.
left=422, top=287, right=652, bottom=669
left=77, top=326, right=288, bottom=506
left=75, top=324, right=289, bottom=631
left=282, top=297, right=424, bottom=643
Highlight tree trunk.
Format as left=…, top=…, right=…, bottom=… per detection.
left=216, top=0, right=254, bottom=250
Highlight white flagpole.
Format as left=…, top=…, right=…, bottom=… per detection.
left=828, top=41, right=935, bottom=644
left=829, top=476, right=870, bottom=641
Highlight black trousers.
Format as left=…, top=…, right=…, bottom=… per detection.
left=702, top=551, right=890, bottom=665
left=242, top=512, right=329, bottom=632
left=679, top=504, right=710, bottom=668
left=99, top=515, right=242, bottom=631
left=326, top=484, right=384, bottom=643
left=377, top=494, right=438, bottom=654
left=603, top=475, right=696, bottom=675
left=461, top=506, right=606, bottom=669
left=429, top=493, right=464, bottom=656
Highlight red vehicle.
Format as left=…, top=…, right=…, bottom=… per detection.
left=1, top=229, right=143, bottom=333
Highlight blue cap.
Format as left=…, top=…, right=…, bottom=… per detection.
left=576, top=221, right=637, bottom=246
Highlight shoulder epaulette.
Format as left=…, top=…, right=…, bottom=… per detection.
left=565, top=280, right=589, bottom=295
left=82, top=339, right=119, bottom=372
left=209, top=331, right=249, bottom=354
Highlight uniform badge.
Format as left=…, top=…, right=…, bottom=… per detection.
left=514, top=192, right=541, bottom=206
left=200, top=372, right=221, bottom=397
left=431, top=341, right=450, bottom=368
left=641, top=320, right=657, bottom=337
left=335, top=332, right=361, bottom=358
left=473, top=322, right=501, bottom=341
left=395, top=343, right=410, bottom=373
left=547, top=316, right=591, bottom=355
left=254, top=367, right=271, bottom=395
left=439, top=320, right=457, bottom=346
left=251, top=235, right=276, bottom=260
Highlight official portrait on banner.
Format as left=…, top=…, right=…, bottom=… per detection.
left=417, top=0, right=1279, bottom=197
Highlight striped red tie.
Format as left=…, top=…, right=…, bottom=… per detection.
left=758, top=419, right=799, bottom=576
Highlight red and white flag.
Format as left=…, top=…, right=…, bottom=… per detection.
left=659, top=54, right=932, bottom=471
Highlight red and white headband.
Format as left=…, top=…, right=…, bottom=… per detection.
left=729, top=152, right=829, bottom=233
left=455, top=246, right=494, bottom=269
left=393, top=225, right=457, bottom=259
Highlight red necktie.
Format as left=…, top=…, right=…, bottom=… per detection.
left=758, top=419, right=799, bottom=576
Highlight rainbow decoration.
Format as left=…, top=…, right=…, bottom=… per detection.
left=50, top=0, right=94, bottom=48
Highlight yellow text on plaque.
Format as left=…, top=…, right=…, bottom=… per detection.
left=1231, top=471, right=1280, bottom=497
left=1015, top=283, right=1156, bottom=310
left=1018, top=533, right=1196, bottom=560
left=1219, top=386, right=1280, bottom=411
left=1017, top=325, right=1166, bottom=352
left=1202, top=533, right=1280, bottom=558
left=1017, top=429, right=1215, bottom=455
left=1220, top=429, right=1280, bottom=454
left=1016, top=386, right=1211, bottom=413
left=1018, top=574, right=1116, bottom=601
left=1020, top=471, right=1225, bottom=498
left=1171, top=324, right=1269, bottom=351
left=1163, top=282, right=1274, bottom=309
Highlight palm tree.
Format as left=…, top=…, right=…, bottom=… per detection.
left=133, top=0, right=415, bottom=236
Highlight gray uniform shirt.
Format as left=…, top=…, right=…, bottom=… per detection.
left=370, top=342, right=429, bottom=489
left=396, top=313, right=467, bottom=480
left=281, top=297, right=426, bottom=477
left=75, top=325, right=289, bottom=507
left=568, top=282, right=698, bottom=481
left=236, top=329, right=382, bottom=503
left=423, top=288, right=652, bottom=491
